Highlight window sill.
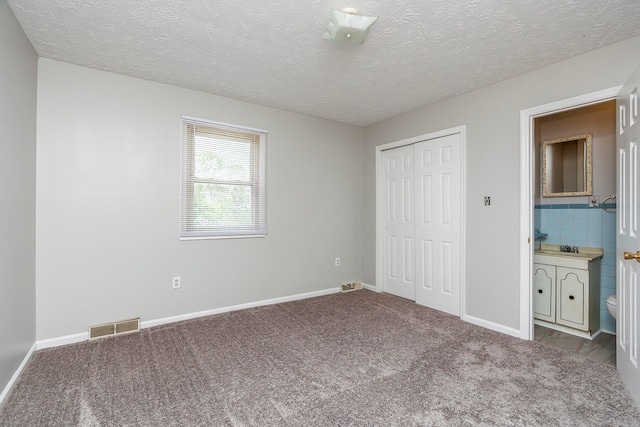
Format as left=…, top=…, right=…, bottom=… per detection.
left=179, top=234, right=267, bottom=241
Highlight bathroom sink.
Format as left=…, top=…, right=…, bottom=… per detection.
left=535, top=244, right=604, bottom=262
left=535, top=249, right=593, bottom=258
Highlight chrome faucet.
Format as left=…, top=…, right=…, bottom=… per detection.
left=560, top=245, right=579, bottom=253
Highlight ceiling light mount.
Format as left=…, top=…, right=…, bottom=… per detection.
left=324, top=8, right=378, bottom=44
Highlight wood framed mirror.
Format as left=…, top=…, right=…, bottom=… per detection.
left=542, top=133, right=592, bottom=197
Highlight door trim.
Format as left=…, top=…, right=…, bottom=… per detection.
left=519, top=86, right=622, bottom=340
left=375, top=125, right=467, bottom=318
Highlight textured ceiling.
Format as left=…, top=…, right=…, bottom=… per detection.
left=8, top=0, right=640, bottom=127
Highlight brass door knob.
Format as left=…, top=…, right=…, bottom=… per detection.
left=624, top=251, right=640, bottom=262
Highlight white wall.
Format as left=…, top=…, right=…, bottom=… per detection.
left=363, top=36, right=640, bottom=331
left=36, top=59, right=365, bottom=340
left=0, top=0, right=37, bottom=394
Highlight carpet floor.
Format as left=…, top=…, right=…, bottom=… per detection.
left=1, top=290, right=639, bottom=426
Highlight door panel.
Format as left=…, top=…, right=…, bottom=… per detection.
left=415, top=134, right=461, bottom=315
left=420, top=239, right=433, bottom=290
left=403, top=237, right=413, bottom=284
left=382, top=145, right=415, bottom=300
left=617, top=66, right=640, bottom=407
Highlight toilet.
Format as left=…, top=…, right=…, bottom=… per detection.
left=606, top=295, right=617, bottom=320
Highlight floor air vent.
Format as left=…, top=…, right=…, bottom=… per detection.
left=340, top=281, right=363, bottom=293
left=89, top=318, right=140, bottom=340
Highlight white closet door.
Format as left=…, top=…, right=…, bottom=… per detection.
left=382, top=145, right=416, bottom=300
left=414, top=134, right=462, bottom=316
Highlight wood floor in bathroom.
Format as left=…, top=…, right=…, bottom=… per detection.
left=534, top=325, right=616, bottom=366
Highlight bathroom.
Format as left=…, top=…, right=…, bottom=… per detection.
left=533, top=100, right=617, bottom=346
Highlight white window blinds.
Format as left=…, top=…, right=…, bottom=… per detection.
left=181, top=117, right=267, bottom=239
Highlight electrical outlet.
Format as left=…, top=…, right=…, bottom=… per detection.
left=172, top=276, right=181, bottom=289
left=335, top=257, right=341, bottom=267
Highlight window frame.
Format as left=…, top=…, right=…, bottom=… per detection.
left=180, top=116, right=267, bottom=240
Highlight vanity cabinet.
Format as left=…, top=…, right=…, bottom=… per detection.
left=533, top=245, right=602, bottom=336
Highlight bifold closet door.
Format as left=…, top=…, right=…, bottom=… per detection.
left=382, top=134, right=462, bottom=314
left=414, top=134, right=462, bottom=316
left=382, top=144, right=416, bottom=301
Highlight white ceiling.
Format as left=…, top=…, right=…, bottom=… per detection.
left=9, top=0, right=640, bottom=127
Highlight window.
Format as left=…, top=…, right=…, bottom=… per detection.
left=181, top=117, right=267, bottom=239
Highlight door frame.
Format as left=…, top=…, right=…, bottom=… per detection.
left=375, top=125, right=467, bottom=318
left=519, top=86, right=622, bottom=340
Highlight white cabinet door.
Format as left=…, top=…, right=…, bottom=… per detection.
left=556, top=267, right=589, bottom=331
left=533, top=264, right=555, bottom=322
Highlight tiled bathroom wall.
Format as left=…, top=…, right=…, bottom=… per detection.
left=535, top=203, right=617, bottom=333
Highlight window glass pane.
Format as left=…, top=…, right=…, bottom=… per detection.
left=181, top=117, right=266, bottom=239
left=194, top=135, right=251, bottom=182
left=192, top=182, right=252, bottom=228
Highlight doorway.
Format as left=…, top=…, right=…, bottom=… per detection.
left=519, top=87, right=622, bottom=340
left=533, top=101, right=618, bottom=343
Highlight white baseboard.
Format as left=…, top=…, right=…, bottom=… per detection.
left=36, top=332, right=88, bottom=350
left=0, top=342, right=37, bottom=407
left=141, top=287, right=340, bottom=329
left=35, top=287, right=342, bottom=350
left=362, top=282, right=377, bottom=292
left=463, top=314, right=521, bottom=338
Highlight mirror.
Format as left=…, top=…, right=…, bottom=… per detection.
left=542, top=133, right=592, bottom=197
